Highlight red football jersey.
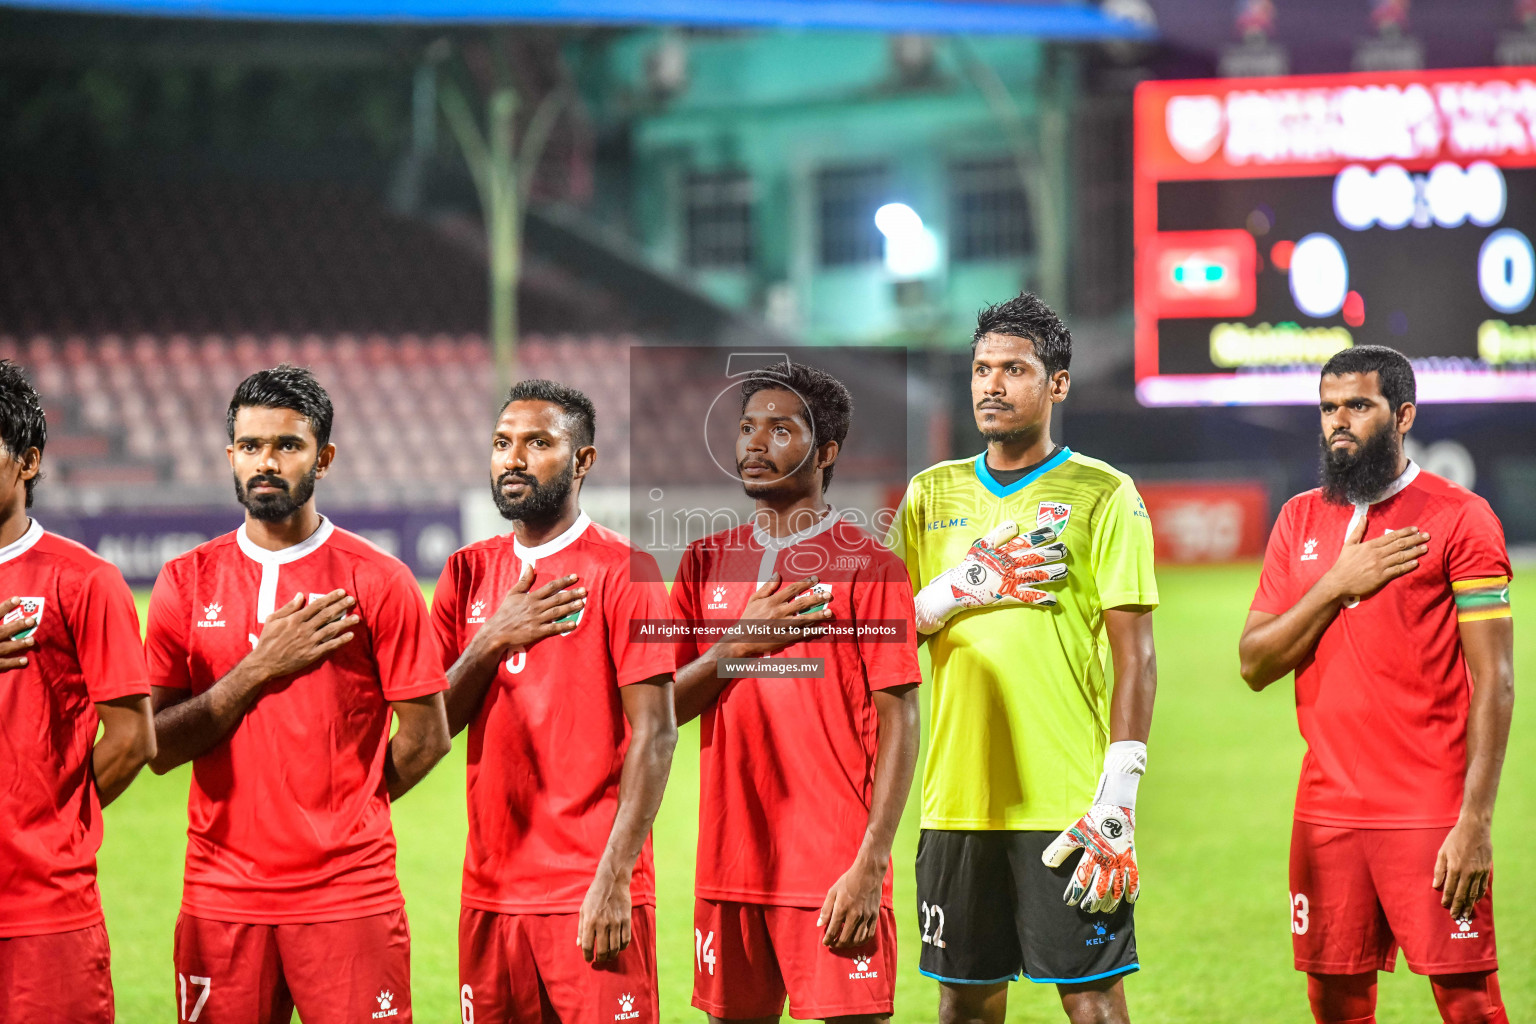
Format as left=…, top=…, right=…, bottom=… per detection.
left=0, top=521, right=149, bottom=938
left=1251, top=465, right=1512, bottom=827
left=145, top=517, right=447, bottom=924
left=431, top=514, right=675, bottom=915
left=671, top=515, right=921, bottom=908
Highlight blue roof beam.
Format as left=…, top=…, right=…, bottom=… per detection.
left=2, top=0, right=1158, bottom=40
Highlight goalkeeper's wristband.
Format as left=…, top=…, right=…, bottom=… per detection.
left=1092, top=740, right=1147, bottom=810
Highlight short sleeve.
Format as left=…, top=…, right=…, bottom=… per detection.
left=607, top=551, right=675, bottom=687
left=70, top=564, right=150, bottom=703
left=145, top=564, right=193, bottom=692
left=368, top=564, right=450, bottom=702
left=883, top=482, right=923, bottom=595
left=430, top=555, right=465, bottom=674
left=668, top=544, right=705, bottom=669
left=1092, top=479, right=1160, bottom=611
left=1445, top=497, right=1512, bottom=584
left=1250, top=501, right=1298, bottom=615
left=853, top=550, right=922, bottom=692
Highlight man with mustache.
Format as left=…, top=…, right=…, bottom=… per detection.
left=0, top=360, right=156, bottom=1024
left=432, top=378, right=676, bottom=1024
left=145, top=364, right=451, bottom=1024
left=888, top=293, right=1158, bottom=1024
left=1240, top=346, right=1514, bottom=1024
left=669, top=362, right=921, bottom=1023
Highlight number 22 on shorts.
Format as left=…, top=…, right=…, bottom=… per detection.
left=920, top=901, right=947, bottom=948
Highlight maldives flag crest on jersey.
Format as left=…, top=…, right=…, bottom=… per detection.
left=4, top=596, right=45, bottom=639
left=1037, top=502, right=1072, bottom=530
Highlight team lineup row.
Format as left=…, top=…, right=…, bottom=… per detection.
left=0, top=293, right=1516, bottom=1024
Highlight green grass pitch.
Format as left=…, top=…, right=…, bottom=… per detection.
left=101, top=565, right=1533, bottom=1022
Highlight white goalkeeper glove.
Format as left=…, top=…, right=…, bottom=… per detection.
left=913, top=520, right=1067, bottom=634
left=1042, top=741, right=1147, bottom=914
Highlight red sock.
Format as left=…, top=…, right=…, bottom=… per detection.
left=1430, top=972, right=1508, bottom=1024
left=1307, top=972, right=1377, bottom=1024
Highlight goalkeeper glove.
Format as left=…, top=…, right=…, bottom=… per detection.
left=1041, top=741, right=1147, bottom=914
left=913, top=520, right=1067, bottom=634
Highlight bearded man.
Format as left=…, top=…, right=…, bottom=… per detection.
left=1239, top=346, right=1515, bottom=1024
left=430, top=379, right=677, bottom=1024
left=146, top=364, right=451, bottom=1024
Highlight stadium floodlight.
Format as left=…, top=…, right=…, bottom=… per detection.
left=874, top=202, right=940, bottom=279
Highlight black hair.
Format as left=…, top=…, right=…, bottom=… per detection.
left=227, top=364, right=334, bottom=447
left=1320, top=345, right=1417, bottom=412
left=972, top=292, right=1073, bottom=376
left=739, top=362, right=853, bottom=491
left=501, top=378, right=596, bottom=450
left=0, top=360, right=46, bottom=508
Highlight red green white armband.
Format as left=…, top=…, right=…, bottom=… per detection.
left=1453, top=576, right=1511, bottom=622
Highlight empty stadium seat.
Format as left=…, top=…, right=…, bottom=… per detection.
left=4, top=332, right=635, bottom=505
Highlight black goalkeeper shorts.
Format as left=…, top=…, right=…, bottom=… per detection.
left=915, top=829, right=1139, bottom=986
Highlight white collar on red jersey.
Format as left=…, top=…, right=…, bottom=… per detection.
left=751, top=506, right=842, bottom=583
left=1344, top=460, right=1421, bottom=540
left=750, top=505, right=841, bottom=552
left=1349, top=459, right=1421, bottom=517
left=1369, top=459, right=1420, bottom=505
left=513, top=511, right=592, bottom=566
left=236, top=514, right=336, bottom=566
left=0, top=518, right=44, bottom=565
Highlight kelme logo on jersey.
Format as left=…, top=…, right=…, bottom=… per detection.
left=197, top=601, right=225, bottom=628
left=372, top=989, right=399, bottom=1019
left=707, top=585, right=729, bottom=610
left=467, top=598, right=487, bottom=625
left=615, top=993, right=639, bottom=1021
left=848, top=956, right=878, bottom=980
left=927, top=516, right=969, bottom=531
left=1037, top=502, right=1072, bottom=529
left=3, top=597, right=44, bottom=639
left=1086, top=920, right=1119, bottom=946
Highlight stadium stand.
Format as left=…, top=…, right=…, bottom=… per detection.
left=0, top=331, right=633, bottom=506
left=0, top=177, right=647, bottom=506
left=0, top=178, right=490, bottom=336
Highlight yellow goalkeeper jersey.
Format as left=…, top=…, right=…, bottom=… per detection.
left=888, top=447, right=1158, bottom=831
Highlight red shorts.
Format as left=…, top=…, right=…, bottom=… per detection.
left=0, top=924, right=114, bottom=1024
left=173, top=909, right=412, bottom=1024
left=1289, top=822, right=1498, bottom=975
left=458, top=905, right=658, bottom=1024
left=691, top=900, right=897, bottom=1021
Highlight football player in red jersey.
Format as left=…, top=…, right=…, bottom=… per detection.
left=670, top=362, right=922, bottom=1023
left=1240, top=347, right=1514, bottom=1024
left=432, top=379, right=676, bottom=1024
left=0, top=360, right=157, bottom=1024
left=145, top=365, right=451, bottom=1024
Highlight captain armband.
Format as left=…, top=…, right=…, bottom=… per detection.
left=1452, top=576, right=1512, bottom=622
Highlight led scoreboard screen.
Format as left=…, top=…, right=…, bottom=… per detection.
left=1134, top=66, right=1536, bottom=406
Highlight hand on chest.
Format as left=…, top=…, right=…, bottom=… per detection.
left=191, top=567, right=365, bottom=667
left=1296, top=508, right=1446, bottom=605
left=930, top=499, right=1078, bottom=563
left=469, top=562, right=593, bottom=680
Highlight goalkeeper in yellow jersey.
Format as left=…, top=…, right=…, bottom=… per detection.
left=888, top=293, right=1159, bottom=1024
